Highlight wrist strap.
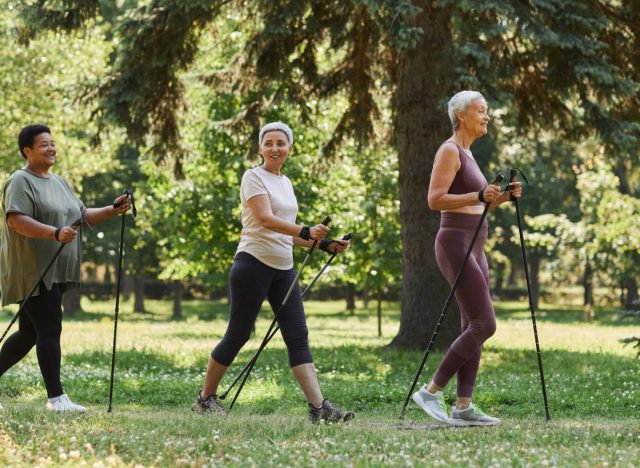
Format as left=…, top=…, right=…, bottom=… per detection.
left=319, top=239, right=332, bottom=253
left=54, top=227, right=62, bottom=241
left=299, top=226, right=312, bottom=241
left=478, top=188, right=486, bottom=203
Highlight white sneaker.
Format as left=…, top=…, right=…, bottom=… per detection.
left=450, top=404, right=500, bottom=426
left=412, top=387, right=450, bottom=423
left=46, top=394, right=86, bottom=413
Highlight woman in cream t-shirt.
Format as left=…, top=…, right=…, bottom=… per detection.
left=193, top=122, right=354, bottom=423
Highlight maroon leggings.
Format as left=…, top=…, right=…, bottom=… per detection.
left=432, top=213, right=496, bottom=398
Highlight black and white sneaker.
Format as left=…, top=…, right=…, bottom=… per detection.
left=192, top=392, right=226, bottom=415
left=308, top=399, right=354, bottom=423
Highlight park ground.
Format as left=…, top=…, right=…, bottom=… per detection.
left=1, top=298, right=639, bottom=466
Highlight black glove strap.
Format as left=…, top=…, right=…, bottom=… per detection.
left=299, top=226, right=312, bottom=241
left=319, top=239, right=334, bottom=253
left=478, top=188, right=486, bottom=203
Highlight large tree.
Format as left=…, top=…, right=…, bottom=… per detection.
left=19, top=0, right=640, bottom=347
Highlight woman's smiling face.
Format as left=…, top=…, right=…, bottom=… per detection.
left=260, top=130, right=291, bottom=172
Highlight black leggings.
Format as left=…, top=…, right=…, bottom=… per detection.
left=0, top=283, right=64, bottom=398
left=212, top=252, right=313, bottom=368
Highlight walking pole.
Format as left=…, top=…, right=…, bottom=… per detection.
left=0, top=218, right=83, bottom=346
left=219, top=233, right=352, bottom=401
left=227, top=216, right=331, bottom=410
left=509, top=168, right=551, bottom=422
left=399, top=173, right=504, bottom=419
left=107, top=190, right=137, bottom=413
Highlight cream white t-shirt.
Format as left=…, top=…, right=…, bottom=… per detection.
left=236, top=166, right=298, bottom=270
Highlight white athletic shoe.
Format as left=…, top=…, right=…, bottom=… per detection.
left=412, top=387, right=450, bottom=423
left=46, top=394, right=86, bottom=413
left=450, top=404, right=500, bottom=426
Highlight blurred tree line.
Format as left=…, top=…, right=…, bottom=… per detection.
left=0, top=0, right=638, bottom=349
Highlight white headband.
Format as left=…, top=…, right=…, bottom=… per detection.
left=259, top=121, right=293, bottom=145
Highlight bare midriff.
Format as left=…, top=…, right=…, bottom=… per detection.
left=443, top=204, right=485, bottom=215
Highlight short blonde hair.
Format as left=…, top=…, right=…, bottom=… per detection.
left=448, top=91, right=485, bottom=131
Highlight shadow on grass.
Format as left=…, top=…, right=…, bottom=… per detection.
left=3, top=342, right=638, bottom=420
left=495, top=302, right=635, bottom=327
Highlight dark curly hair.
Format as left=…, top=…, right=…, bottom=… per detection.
left=18, top=124, right=51, bottom=159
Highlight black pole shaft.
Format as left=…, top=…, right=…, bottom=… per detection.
left=0, top=242, right=66, bottom=345
left=0, top=218, right=82, bottom=345
left=107, top=213, right=126, bottom=413
left=398, top=203, right=491, bottom=419
left=514, top=197, right=552, bottom=422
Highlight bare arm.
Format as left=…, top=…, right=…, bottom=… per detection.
left=428, top=143, right=484, bottom=211
left=247, top=194, right=329, bottom=240
left=293, top=237, right=315, bottom=248
left=7, top=213, right=57, bottom=240
left=83, top=206, right=118, bottom=225
left=83, top=194, right=131, bottom=226
left=7, top=213, right=77, bottom=243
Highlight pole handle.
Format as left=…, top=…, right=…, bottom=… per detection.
left=491, top=172, right=505, bottom=185
left=113, top=189, right=138, bottom=217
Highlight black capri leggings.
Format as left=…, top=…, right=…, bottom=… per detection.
left=212, top=252, right=313, bottom=368
left=0, top=283, right=64, bottom=398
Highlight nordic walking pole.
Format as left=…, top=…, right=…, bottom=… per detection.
left=107, top=190, right=137, bottom=413
left=219, top=233, right=352, bottom=401
left=227, top=216, right=331, bottom=410
left=399, top=173, right=505, bottom=419
left=509, top=168, right=551, bottom=422
left=0, top=218, right=83, bottom=346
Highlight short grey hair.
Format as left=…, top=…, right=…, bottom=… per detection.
left=259, top=121, right=293, bottom=145
left=448, top=91, right=486, bottom=131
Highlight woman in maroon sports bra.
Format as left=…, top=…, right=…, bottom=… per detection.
left=411, top=91, right=522, bottom=426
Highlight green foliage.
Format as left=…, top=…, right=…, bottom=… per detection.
left=0, top=1, right=115, bottom=184
left=444, top=0, right=640, bottom=148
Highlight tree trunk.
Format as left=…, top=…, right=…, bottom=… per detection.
left=346, top=283, right=356, bottom=315
left=134, top=276, right=145, bottom=313
left=377, top=287, right=383, bottom=338
left=123, top=275, right=134, bottom=302
left=582, top=258, right=594, bottom=321
left=625, top=277, right=639, bottom=310
left=363, top=282, right=369, bottom=310
left=172, top=280, right=182, bottom=319
left=493, top=260, right=505, bottom=296
left=103, top=263, right=112, bottom=284
left=529, top=253, right=540, bottom=311
left=507, top=262, right=518, bottom=287
left=390, top=3, right=459, bottom=349
left=62, top=288, right=81, bottom=316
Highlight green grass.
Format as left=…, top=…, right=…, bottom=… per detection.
left=1, top=299, right=639, bottom=466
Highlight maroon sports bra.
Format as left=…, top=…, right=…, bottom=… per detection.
left=446, top=143, right=488, bottom=194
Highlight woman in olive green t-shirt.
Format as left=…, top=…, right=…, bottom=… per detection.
left=0, top=124, right=131, bottom=413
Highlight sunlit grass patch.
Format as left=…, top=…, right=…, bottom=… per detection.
left=1, top=298, right=639, bottom=465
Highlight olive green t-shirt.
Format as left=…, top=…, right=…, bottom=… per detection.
left=0, top=169, right=86, bottom=306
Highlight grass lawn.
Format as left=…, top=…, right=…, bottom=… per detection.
left=1, top=298, right=639, bottom=466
